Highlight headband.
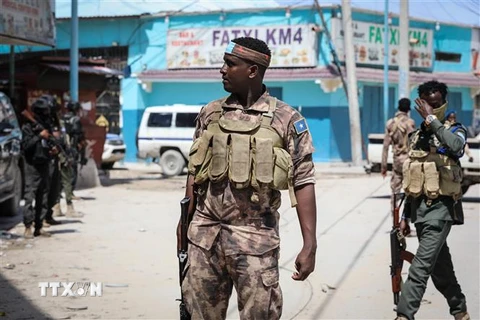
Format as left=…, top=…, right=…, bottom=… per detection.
left=225, top=41, right=271, bottom=68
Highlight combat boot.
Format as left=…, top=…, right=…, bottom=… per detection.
left=34, top=228, right=51, bottom=237
left=44, top=218, right=62, bottom=226
left=52, top=203, right=65, bottom=217
left=66, top=204, right=83, bottom=218
left=24, top=226, right=34, bottom=239
left=395, top=316, right=408, bottom=320
left=454, top=312, right=470, bottom=320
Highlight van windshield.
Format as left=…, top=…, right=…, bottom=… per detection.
left=175, top=113, right=197, bottom=128
left=148, top=113, right=172, bottom=127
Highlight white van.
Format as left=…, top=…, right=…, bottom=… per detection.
left=137, top=105, right=202, bottom=176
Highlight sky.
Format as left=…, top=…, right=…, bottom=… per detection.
left=54, top=0, right=480, bottom=26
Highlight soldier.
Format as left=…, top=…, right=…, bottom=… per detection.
left=178, top=37, right=317, bottom=319
left=63, top=101, right=86, bottom=197
left=396, top=80, right=469, bottom=320
left=381, top=98, right=416, bottom=210
left=21, top=97, right=57, bottom=238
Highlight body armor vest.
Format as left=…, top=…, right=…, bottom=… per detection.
left=402, top=123, right=463, bottom=201
left=188, top=97, right=297, bottom=206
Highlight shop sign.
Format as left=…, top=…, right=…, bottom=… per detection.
left=167, top=25, right=318, bottom=69
left=0, top=0, right=56, bottom=46
left=331, top=18, right=433, bottom=68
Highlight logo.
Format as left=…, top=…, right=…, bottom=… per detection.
left=39, top=282, right=102, bottom=297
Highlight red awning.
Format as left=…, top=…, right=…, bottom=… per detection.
left=41, top=63, right=123, bottom=76
left=138, top=65, right=480, bottom=87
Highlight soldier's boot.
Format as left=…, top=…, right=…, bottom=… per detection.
left=24, top=226, right=34, bottom=239
left=66, top=204, right=83, bottom=218
left=454, top=312, right=470, bottom=320
left=44, top=218, right=62, bottom=226
left=34, top=228, right=51, bottom=238
left=395, top=316, right=408, bottom=320
left=52, top=203, right=65, bottom=217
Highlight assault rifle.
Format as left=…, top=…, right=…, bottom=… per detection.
left=390, top=193, right=415, bottom=305
left=177, top=197, right=191, bottom=320
left=21, top=109, right=70, bottom=164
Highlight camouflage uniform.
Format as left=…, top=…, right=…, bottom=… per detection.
left=382, top=111, right=415, bottom=208
left=183, top=90, right=315, bottom=319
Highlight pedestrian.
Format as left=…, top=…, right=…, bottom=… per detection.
left=63, top=101, right=86, bottom=198
left=381, top=98, right=416, bottom=210
left=177, top=37, right=317, bottom=319
left=396, top=80, right=470, bottom=320
left=445, top=110, right=474, bottom=163
left=21, top=97, right=57, bottom=238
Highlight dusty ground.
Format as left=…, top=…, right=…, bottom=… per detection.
left=0, top=164, right=478, bottom=320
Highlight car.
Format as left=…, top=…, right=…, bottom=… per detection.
left=136, top=105, right=201, bottom=177
left=0, top=92, right=24, bottom=216
left=101, top=133, right=126, bottom=169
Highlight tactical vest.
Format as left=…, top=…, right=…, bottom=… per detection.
left=188, top=97, right=297, bottom=207
left=402, top=123, right=463, bottom=201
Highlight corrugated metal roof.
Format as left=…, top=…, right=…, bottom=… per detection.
left=55, top=0, right=480, bottom=27
left=137, top=65, right=480, bottom=87
left=41, top=63, right=123, bottom=76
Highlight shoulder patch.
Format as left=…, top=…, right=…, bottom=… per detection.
left=293, top=118, right=308, bottom=135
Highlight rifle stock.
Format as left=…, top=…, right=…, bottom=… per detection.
left=178, top=197, right=191, bottom=320
left=390, top=193, right=414, bottom=305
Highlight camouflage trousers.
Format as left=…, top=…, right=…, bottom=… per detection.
left=182, top=241, right=282, bottom=320
left=391, top=153, right=408, bottom=210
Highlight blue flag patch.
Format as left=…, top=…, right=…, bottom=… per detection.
left=293, top=118, right=308, bottom=135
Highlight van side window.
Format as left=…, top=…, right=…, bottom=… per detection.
left=148, top=113, right=172, bottom=127
left=175, top=113, right=197, bottom=128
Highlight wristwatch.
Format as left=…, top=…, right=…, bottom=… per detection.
left=425, top=114, right=437, bottom=126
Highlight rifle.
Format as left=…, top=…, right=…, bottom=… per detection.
left=21, top=109, right=70, bottom=164
left=177, top=197, right=191, bottom=320
left=390, top=192, right=415, bottom=305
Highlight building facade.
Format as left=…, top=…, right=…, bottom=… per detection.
left=2, top=5, right=478, bottom=163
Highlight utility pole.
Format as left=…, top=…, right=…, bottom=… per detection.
left=70, top=0, right=79, bottom=102
left=9, top=45, right=14, bottom=100
left=398, top=0, right=410, bottom=98
left=383, top=0, right=389, bottom=124
left=341, top=0, right=363, bottom=166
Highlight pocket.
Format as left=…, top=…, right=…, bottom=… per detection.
left=208, top=134, right=229, bottom=182
left=271, top=147, right=292, bottom=191
left=438, top=165, right=462, bottom=197
left=228, top=134, right=251, bottom=189
left=189, top=131, right=213, bottom=168
left=423, top=162, right=440, bottom=199
left=261, top=267, right=279, bottom=287
left=405, top=162, right=424, bottom=197
left=254, top=138, right=274, bottom=185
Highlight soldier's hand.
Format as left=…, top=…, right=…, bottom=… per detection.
left=414, top=98, right=434, bottom=120
left=39, top=129, right=50, bottom=139
left=400, top=219, right=411, bottom=237
left=49, top=146, right=59, bottom=156
left=292, top=246, right=316, bottom=281
left=381, top=168, right=387, bottom=179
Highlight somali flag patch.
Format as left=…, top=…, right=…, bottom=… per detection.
left=293, top=118, right=308, bottom=135
left=225, top=41, right=235, bottom=54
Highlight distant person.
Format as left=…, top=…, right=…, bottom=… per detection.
left=381, top=98, right=416, bottom=210
left=445, top=110, right=474, bottom=163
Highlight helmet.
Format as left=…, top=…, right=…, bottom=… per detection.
left=31, top=96, right=50, bottom=114
left=40, top=95, right=60, bottom=113
left=67, top=101, right=81, bottom=112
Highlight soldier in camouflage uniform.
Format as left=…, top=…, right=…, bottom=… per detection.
left=396, top=81, right=470, bottom=320
left=178, top=37, right=317, bottom=320
left=381, top=98, right=416, bottom=210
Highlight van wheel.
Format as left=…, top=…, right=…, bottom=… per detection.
left=160, top=150, right=185, bottom=177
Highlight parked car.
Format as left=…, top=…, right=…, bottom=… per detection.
left=101, top=133, right=126, bottom=169
left=367, top=132, right=480, bottom=194
left=137, top=105, right=201, bottom=177
left=0, top=92, right=24, bottom=216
